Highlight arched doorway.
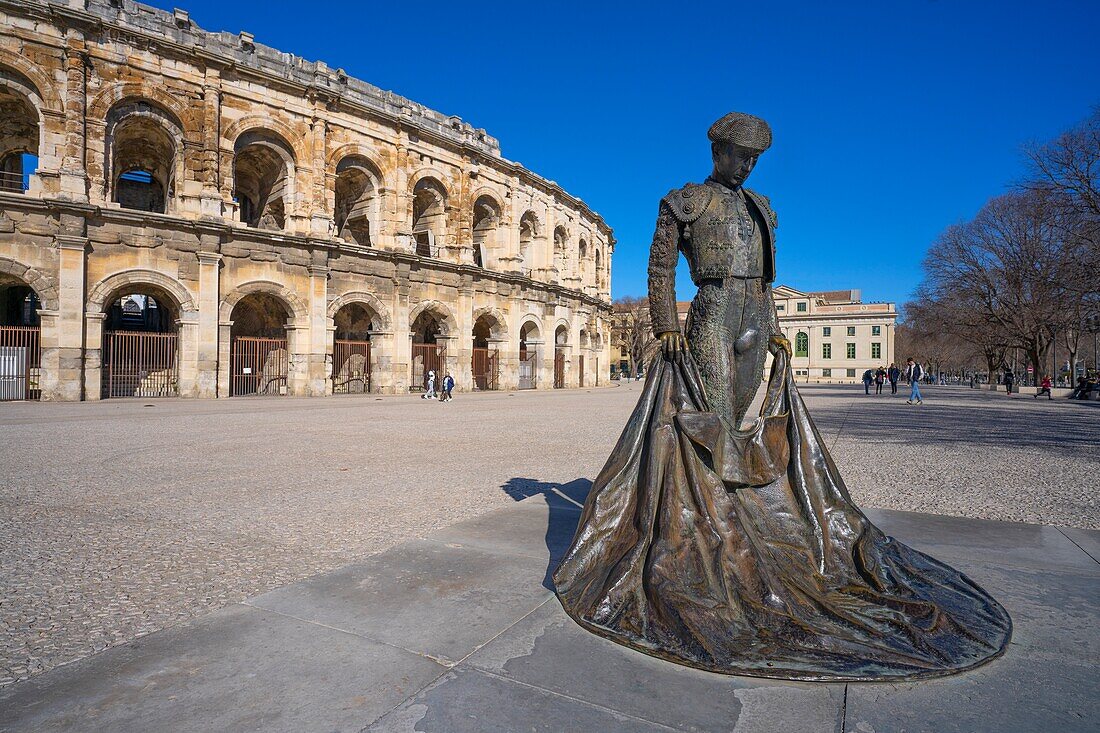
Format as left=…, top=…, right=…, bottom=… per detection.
left=518, top=320, right=540, bottom=390
left=229, top=292, right=290, bottom=396
left=101, top=286, right=180, bottom=398
left=332, top=302, right=377, bottom=394
left=554, top=325, right=568, bottom=389
left=0, top=277, right=41, bottom=400
left=334, top=156, right=380, bottom=247
left=471, top=195, right=500, bottom=269
left=410, top=309, right=446, bottom=392
left=471, top=314, right=501, bottom=391
left=0, top=76, right=40, bottom=194
left=233, top=130, right=294, bottom=230
left=412, top=178, right=447, bottom=258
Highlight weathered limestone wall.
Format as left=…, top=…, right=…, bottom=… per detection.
left=0, top=0, right=614, bottom=400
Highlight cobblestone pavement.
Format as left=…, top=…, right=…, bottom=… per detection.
left=1, top=383, right=1096, bottom=686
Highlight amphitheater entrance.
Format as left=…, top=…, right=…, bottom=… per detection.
left=411, top=310, right=445, bottom=392
left=332, top=302, right=375, bottom=395
left=0, top=280, right=41, bottom=401
left=229, top=293, right=290, bottom=396
left=101, top=288, right=180, bottom=399
left=518, top=321, right=540, bottom=390
left=554, top=325, right=568, bottom=389
left=471, top=315, right=499, bottom=391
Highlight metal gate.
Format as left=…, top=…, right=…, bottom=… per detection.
left=518, top=350, right=536, bottom=390
left=231, top=336, right=288, bottom=396
left=333, top=339, right=371, bottom=394
left=411, top=343, right=445, bottom=391
left=578, top=354, right=585, bottom=388
left=103, top=331, right=178, bottom=398
left=0, top=326, right=40, bottom=401
left=554, top=349, right=565, bottom=389
left=472, top=347, right=498, bottom=391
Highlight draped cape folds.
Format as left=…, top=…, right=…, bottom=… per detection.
left=552, top=350, right=1011, bottom=681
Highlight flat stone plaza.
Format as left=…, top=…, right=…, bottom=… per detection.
left=1, top=383, right=1097, bottom=731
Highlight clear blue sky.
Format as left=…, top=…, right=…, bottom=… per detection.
left=150, top=0, right=1099, bottom=309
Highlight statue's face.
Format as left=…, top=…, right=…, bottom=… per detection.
left=712, top=143, right=760, bottom=186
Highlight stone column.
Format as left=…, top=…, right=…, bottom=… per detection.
left=176, top=312, right=200, bottom=397
left=195, top=249, right=221, bottom=398
left=306, top=263, right=329, bottom=395
left=309, top=116, right=331, bottom=236
left=55, top=229, right=87, bottom=401
left=59, top=36, right=88, bottom=201
left=81, top=311, right=104, bottom=401
left=286, top=323, right=308, bottom=396
left=367, top=329, right=394, bottom=394
left=489, top=336, right=514, bottom=390
left=200, top=70, right=224, bottom=218
left=392, top=282, right=411, bottom=393
left=36, top=310, right=61, bottom=400
left=216, top=321, right=232, bottom=398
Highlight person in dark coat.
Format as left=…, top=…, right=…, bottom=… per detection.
left=862, top=369, right=874, bottom=395
left=888, top=363, right=901, bottom=395
left=874, top=366, right=886, bottom=395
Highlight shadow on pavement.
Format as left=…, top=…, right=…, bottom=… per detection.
left=501, top=478, right=591, bottom=591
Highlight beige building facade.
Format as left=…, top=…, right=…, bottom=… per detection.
left=0, top=0, right=613, bottom=401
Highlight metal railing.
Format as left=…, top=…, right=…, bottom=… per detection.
left=0, top=170, right=28, bottom=193
left=411, top=343, right=445, bottom=392
left=471, top=347, right=498, bottom=391
left=102, top=331, right=179, bottom=398
left=0, top=326, right=41, bottom=401
left=230, top=336, right=288, bottom=396
left=333, top=339, right=371, bottom=394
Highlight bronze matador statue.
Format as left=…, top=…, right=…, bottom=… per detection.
left=648, top=111, right=786, bottom=427
left=552, top=111, right=1011, bottom=681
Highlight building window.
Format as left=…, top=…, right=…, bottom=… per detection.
left=822, top=368, right=831, bottom=377
left=871, top=342, right=881, bottom=359
left=846, top=368, right=856, bottom=378
left=822, top=326, right=831, bottom=337
left=846, top=343, right=856, bottom=359
left=776, top=303, right=785, bottom=311
left=872, top=325, right=881, bottom=336
left=797, top=302, right=807, bottom=312
left=822, top=343, right=832, bottom=359
left=795, top=332, right=808, bottom=357
left=847, top=326, right=856, bottom=336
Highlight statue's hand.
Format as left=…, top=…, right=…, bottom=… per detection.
left=769, top=334, right=792, bottom=357
left=659, top=331, right=688, bottom=361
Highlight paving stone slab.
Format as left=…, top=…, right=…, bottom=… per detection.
left=864, top=508, right=1098, bottom=573
left=365, top=667, right=677, bottom=733
left=425, top=494, right=583, bottom=568
left=247, top=539, right=554, bottom=664
left=463, top=599, right=845, bottom=733
left=1057, top=526, right=1100, bottom=564
left=843, top=653, right=1096, bottom=733
left=0, top=604, right=446, bottom=733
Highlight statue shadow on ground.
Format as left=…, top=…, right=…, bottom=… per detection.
left=501, top=478, right=592, bottom=591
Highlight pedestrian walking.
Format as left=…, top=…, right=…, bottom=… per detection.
left=440, top=372, right=455, bottom=401
left=888, top=363, right=900, bottom=395
left=862, top=369, right=874, bottom=395
left=422, top=370, right=437, bottom=399
left=1035, top=375, right=1053, bottom=400
left=874, top=366, right=886, bottom=395
left=905, top=358, right=923, bottom=405
left=1004, top=370, right=1015, bottom=396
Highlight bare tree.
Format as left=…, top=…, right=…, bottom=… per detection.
left=922, top=190, right=1075, bottom=383
left=613, top=296, right=659, bottom=374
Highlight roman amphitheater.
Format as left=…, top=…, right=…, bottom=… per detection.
left=0, top=0, right=614, bottom=401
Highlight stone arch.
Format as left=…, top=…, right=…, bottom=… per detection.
left=219, top=281, right=307, bottom=323
left=89, top=83, right=192, bottom=138
left=232, top=128, right=297, bottom=229
left=0, top=52, right=62, bottom=113
left=223, top=116, right=308, bottom=164
left=408, top=298, right=458, bottom=337
left=0, top=66, right=49, bottom=189
left=411, top=175, right=449, bottom=256
left=554, top=321, right=570, bottom=345
left=104, top=98, right=186, bottom=213
left=333, top=154, right=384, bottom=245
left=87, top=269, right=196, bottom=315
left=518, top=315, right=543, bottom=342
left=325, top=143, right=388, bottom=184
left=0, top=256, right=59, bottom=312
left=408, top=166, right=451, bottom=194
left=326, top=290, right=392, bottom=331
left=471, top=306, right=509, bottom=340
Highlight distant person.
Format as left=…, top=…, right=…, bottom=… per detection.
left=1003, top=370, right=1014, bottom=396
left=888, top=363, right=901, bottom=395
left=862, top=368, right=874, bottom=395
left=440, top=372, right=455, bottom=401
left=1035, top=375, right=1052, bottom=400
left=874, top=366, right=886, bottom=395
left=422, top=370, right=437, bottom=399
left=905, top=357, right=923, bottom=405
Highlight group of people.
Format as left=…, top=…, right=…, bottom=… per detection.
left=421, top=370, right=456, bottom=401
left=860, top=359, right=925, bottom=405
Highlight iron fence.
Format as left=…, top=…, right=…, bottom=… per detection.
left=0, top=325, right=40, bottom=401
left=472, top=347, right=498, bottom=391
left=102, top=331, right=178, bottom=398
left=231, top=336, right=288, bottom=396
left=333, top=339, right=371, bottom=394
left=411, top=343, right=445, bottom=391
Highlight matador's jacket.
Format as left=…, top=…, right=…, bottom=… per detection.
left=647, top=177, right=778, bottom=335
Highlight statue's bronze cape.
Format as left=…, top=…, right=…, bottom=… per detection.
left=553, top=351, right=1011, bottom=681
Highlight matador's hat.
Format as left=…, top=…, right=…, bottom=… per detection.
left=708, top=111, right=772, bottom=152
